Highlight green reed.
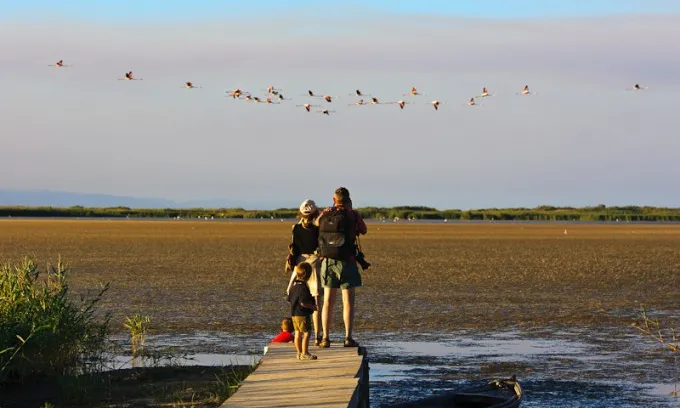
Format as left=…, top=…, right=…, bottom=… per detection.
left=0, top=257, right=110, bottom=384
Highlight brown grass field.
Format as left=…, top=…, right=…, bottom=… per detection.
left=1, top=219, right=679, bottom=334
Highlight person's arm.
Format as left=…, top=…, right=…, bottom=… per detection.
left=299, top=300, right=318, bottom=311
left=313, top=209, right=328, bottom=227
left=299, top=292, right=317, bottom=310
left=354, top=210, right=367, bottom=235
left=286, top=272, right=296, bottom=295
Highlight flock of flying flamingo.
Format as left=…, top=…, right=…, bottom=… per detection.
left=49, top=60, right=650, bottom=116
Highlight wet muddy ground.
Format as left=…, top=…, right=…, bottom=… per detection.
left=104, top=326, right=679, bottom=407
left=1, top=220, right=679, bottom=406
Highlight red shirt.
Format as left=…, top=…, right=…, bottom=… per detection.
left=272, top=331, right=294, bottom=343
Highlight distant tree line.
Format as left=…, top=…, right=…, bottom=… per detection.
left=1, top=204, right=680, bottom=222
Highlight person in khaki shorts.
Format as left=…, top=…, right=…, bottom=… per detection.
left=287, top=263, right=318, bottom=360
left=286, top=199, right=323, bottom=345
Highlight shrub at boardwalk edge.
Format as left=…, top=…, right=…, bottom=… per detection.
left=0, top=257, right=110, bottom=384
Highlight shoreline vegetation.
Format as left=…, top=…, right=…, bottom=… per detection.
left=1, top=204, right=680, bottom=222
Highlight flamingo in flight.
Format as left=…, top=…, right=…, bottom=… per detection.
left=49, top=60, right=71, bottom=68
left=319, top=109, right=335, bottom=115
left=119, top=71, right=142, bottom=80
left=405, top=86, right=423, bottom=96
left=348, top=99, right=365, bottom=106
left=479, top=87, right=495, bottom=97
left=264, top=85, right=282, bottom=95
left=227, top=88, right=243, bottom=98
left=181, top=81, right=201, bottom=89
left=369, top=97, right=380, bottom=105
left=431, top=100, right=441, bottom=110
left=296, top=103, right=321, bottom=112
left=350, top=89, right=371, bottom=97
left=389, top=100, right=408, bottom=110
left=519, top=85, right=531, bottom=95
left=627, top=84, right=648, bottom=91
left=468, top=98, right=476, bottom=106
left=265, top=97, right=280, bottom=104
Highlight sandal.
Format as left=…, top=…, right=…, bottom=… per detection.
left=299, top=353, right=318, bottom=360
left=319, top=338, right=331, bottom=348
left=314, top=335, right=323, bottom=347
left=344, top=338, right=359, bottom=347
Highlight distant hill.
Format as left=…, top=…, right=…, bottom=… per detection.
left=0, top=189, right=277, bottom=209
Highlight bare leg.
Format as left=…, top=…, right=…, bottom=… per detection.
left=312, top=296, right=321, bottom=340
left=323, top=288, right=338, bottom=339
left=302, top=332, right=310, bottom=356
left=294, top=331, right=302, bottom=358
left=341, top=288, right=355, bottom=339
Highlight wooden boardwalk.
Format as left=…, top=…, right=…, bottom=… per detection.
left=222, top=342, right=369, bottom=408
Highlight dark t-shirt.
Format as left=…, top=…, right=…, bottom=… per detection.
left=292, top=223, right=318, bottom=255
left=287, top=280, right=314, bottom=317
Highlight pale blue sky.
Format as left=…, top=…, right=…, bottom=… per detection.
left=1, top=2, right=679, bottom=209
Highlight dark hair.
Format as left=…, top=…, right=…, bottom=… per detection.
left=334, top=187, right=350, bottom=204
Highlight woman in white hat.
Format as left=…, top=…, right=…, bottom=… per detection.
left=285, top=199, right=323, bottom=345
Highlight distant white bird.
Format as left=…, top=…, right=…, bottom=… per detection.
left=518, top=85, right=531, bottom=95
left=118, top=71, right=142, bottom=80
left=479, top=87, right=495, bottom=97
left=564, top=229, right=568, bottom=235
left=48, top=59, right=72, bottom=68
left=627, top=84, right=648, bottom=91
left=404, top=86, right=423, bottom=96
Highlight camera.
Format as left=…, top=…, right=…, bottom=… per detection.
left=356, top=250, right=371, bottom=271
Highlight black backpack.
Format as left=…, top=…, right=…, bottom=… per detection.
left=318, top=208, right=353, bottom=260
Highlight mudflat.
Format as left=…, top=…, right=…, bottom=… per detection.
left=1, top=219, right=678, bottom=333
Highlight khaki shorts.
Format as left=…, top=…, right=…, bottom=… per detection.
left=297, top=254, right=322, bottom=298
left=292, top=315, right=312, bottom=333
left=321, top=258, right=362, bottom=289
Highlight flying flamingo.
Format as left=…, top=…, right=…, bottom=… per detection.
left=627, top=84, right=648, bottom=91
left=518, top=85, right=531, bottom=95
left=430, top=100, right=441, bottom=110
left=118, top=71, right=142, bottom=80
left=227, top=88, right=243, bottom=98
left=264, top=85, right=282, bottom=95
left=181, top=81, right=201, bottom=89
left=479, top=87, right=495, bottom=97
left=387, top=100, right=408, bottom=110
left=467, top=98, right=476, bottom=106
left=48, top=60, right=71, bottom=68
left=296, top=103, right=320, bottom=112
left=369, top=97, right=380, bottom=104
left=348, top=99, right=366, bottom=106
left=350, top=89, right=372, bottom=97
left=318, top=109, right=335, bottom=115
left=404, top=86, right=423, bottom=96
left=265, top=97, right=280, bottom=104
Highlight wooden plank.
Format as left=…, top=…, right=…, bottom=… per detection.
left=222, top=342, right=368, bottom=408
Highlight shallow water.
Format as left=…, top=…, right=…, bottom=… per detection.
left=110, top=328, right=680, bottom=407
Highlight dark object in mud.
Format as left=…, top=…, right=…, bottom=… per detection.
left=387, top=376, right=523, bottom=408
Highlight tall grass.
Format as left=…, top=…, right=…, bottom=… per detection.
left=123, top=313, right=151, bottom=357
left=0, top=257, right=110, bottom=383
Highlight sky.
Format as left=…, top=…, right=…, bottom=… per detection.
left=1, top=1, right=679, bottom=209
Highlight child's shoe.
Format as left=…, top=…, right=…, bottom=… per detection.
left=299, top=353, right=317, bottom=360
